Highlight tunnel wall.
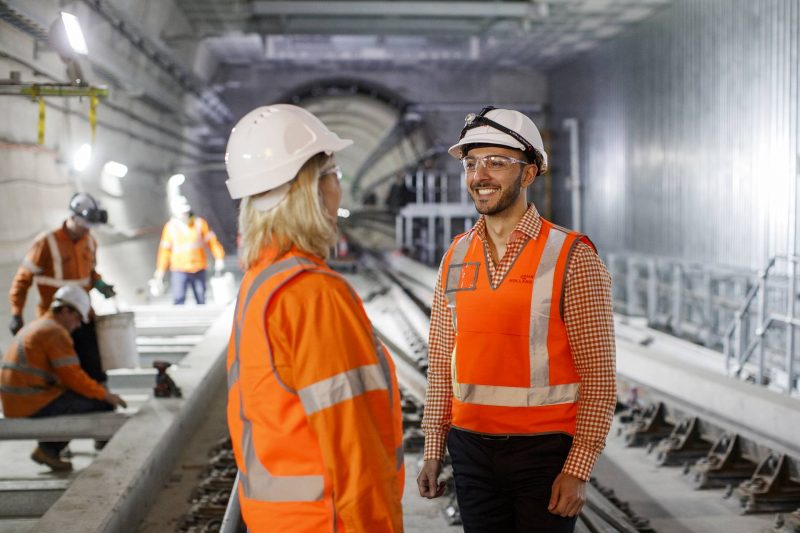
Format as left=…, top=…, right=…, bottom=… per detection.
left=548, top=0, right=799, bottom=271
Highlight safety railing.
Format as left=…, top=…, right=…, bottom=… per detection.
left=722, top=255, right=800, bottom=396
left=606, top=253, right=753, bottom=350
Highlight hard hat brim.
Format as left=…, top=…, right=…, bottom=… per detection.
left=448, top=128, right=527, bottom=159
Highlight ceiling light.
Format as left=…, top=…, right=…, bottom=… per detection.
left=103, top=161, right=128, bottom=178
left=73, top=143, right=92, bottom=171
left=60, top=12, right=88, bottom=55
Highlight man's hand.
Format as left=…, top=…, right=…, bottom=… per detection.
left=417, top=459, right=447, bottom=499
left=214, top=259, right=225, bottom=275
left=103, top=392, right=127, bottom=409
left=8, top=314, right=23, bottom=335
left=548, top=472, right=586, bottom=517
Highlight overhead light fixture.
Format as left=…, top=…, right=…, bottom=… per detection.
left=60, top=12, right=88, bottom=55
left=73, top=143, right=92, bottom=171
left=103, top=161, right=128, bottom=178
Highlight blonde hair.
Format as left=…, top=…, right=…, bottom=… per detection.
left=238, top=153, right=336, bottom=269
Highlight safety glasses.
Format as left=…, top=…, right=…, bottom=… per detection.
left=461, top=154, right=529, bottom=174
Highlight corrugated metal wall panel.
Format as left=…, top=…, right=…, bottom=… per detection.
left=548, top=0, right=799, bottom=271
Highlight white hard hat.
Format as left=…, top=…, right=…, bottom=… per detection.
left=170, top=195, right=191, bottom=216
left=225, top=104, right=352, bottom=212
left=448, top=107, right=548, bottom=174
left=52, top=285, right=90, bottom=322
left=70, top=192, right=108, bottom=226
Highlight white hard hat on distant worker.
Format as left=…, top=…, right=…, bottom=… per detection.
left=448, top=106, right=548, bottom=175
left=224, top=104, right=352, bottom=211
left=51, top=285, right=90, bottom=322
left=69, top=192, right=108, bottom=227
left=170, top=195, right=191, bottom=217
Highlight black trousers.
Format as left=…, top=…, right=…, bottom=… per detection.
left=32, top=390, right=113, bottom=455
left=447, top=428, right=578, bottom=533
left=71, top=320, right=107, bottom=383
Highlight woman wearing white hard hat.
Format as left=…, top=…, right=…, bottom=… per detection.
left=224, top=104, right=404, bottom=532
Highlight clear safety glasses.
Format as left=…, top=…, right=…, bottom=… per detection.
left=461, top=154, right=529, bottom=174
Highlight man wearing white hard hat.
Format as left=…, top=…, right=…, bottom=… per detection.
left=224, top=104, right=404, bottom=532
left=9, top=192, right=117, bottom=386
left=1, top=285, right=126, bottom=471
left=417, top=107, right=616, bottom=532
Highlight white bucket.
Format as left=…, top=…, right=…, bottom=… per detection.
left=95, top=312, right=139, bottom=370
left=210, top=272, right=236, bottom=304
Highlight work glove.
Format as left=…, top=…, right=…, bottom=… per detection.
left=9, top=314, right=23, bottom=335
left=214, top=259, right=225, bottom=276
left=94, top=279, right=116, bottom=299
left=148, top=271, right=166, bottom=297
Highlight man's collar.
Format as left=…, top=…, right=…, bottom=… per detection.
left=474, top=203, right=542, bottom=242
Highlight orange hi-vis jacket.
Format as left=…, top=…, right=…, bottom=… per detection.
left=156, top=216, right=225, bottom=274
left=443, top=218, right=597, bottom=436
left=1, top=312, right=107, bottom=417
left=9, top=222, right=101, bottom=317
left=227, top=246, right=404, bottom=533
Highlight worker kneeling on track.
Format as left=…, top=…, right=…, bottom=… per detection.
left=224, top=104, right=405, bottom=532
left=1, top=286, right=126, bottom=472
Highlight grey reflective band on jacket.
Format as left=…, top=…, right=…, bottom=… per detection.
left=451, top=226, right=580, bottom=407
left=230, top=256, right=324, bottom=502
left=0, top=384, right=48, bottom=395
left=0, top=361, right=56, bottom=383
left=46, top=233, right=63, bottom=280
left=299, top=364, right=388, bottom=415
left=51, top=355, right=81, bottom=368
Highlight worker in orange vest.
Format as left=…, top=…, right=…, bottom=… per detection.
left=8, top=193, right=117, bottom=384
left=223, top=104, right=404, bottom=532
left=1, top=285, right=126, bottom=471
left=416, top=107, right=616, bottom=532
left=151, top=193, right=225, bottom=305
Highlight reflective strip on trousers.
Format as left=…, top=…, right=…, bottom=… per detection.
left=298, top=364, right=388, bottom=415
left=230, top=256, right=324, bottom=502
left=452, top=227, right=580, bottom=408
left=45, top=232, right=63, bottom=280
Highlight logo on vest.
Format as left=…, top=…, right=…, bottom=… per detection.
left=508, top=273, right=534, bottom=284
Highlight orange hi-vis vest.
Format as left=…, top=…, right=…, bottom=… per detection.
left=227, top=248, right=404, bottom=532
left=9, top=224, right=99, bottom=317
left=443, top=218, right=596, bottom=436
left=156, top=216, right=225, bottom=274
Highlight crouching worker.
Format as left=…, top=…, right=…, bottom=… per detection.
left=0, top=285, right=126, bottom=471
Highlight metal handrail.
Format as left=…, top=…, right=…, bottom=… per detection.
left=723, top=254, right=800, bottom=394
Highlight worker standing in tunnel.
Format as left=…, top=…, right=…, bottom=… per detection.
left=417, top=107, right=616, bottom=532
left=8, top=193, right=117, bottom=386
left=1, top=285, right=126, bottom=471
left=150, top=191, right=226, bottom=305
left=224, top=104, right=404, bottom=532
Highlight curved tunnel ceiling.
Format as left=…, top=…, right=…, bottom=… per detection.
left=278, top=80, right=434, bottom=209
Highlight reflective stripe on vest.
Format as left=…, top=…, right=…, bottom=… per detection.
left=33, top=231, right=91, bottom=288
left=230, top=256, right=325, bottom=502
left=21, top=258, right=43, bottom=275
left=168, top=219, right=204, bottom=254
left=449, top=227, right=580, bottom=408
left=51, top=355, right=81, bottom=368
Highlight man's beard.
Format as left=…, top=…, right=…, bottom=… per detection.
left=470, top=171, right=523, bottom=216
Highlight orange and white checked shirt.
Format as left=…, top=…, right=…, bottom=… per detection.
left=421, top=204, right=617, bottom=480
